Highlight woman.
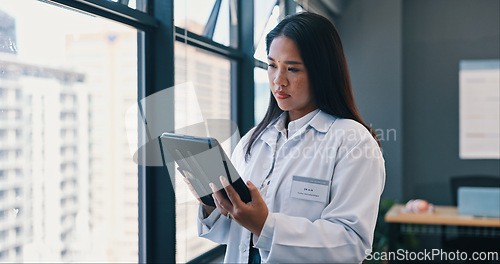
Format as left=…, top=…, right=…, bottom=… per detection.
left=195, top=12, right=385, bottom=263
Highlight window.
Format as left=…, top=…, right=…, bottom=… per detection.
left=0, top=0, right=139, bottom=262
left=0, top=150, right=7, bottom=160
left=253, top=1, right=298, bottom=126
left=106, top=0, right=147, bottom=12
left=1, top=0, right=268, bottom=262
left=175, top=0, right=216, bottom=36
left=175, top=0, right=237, bottom=47
left=0, top=110, right=7, bottom=120
left=254, top=4, right=280, bottom=62
left=174, top=42, right=233, bottom=262
left=15, top=89, right=21, bottom=101
left=254, top=0, right=278, bottom=51
left=254, top=67, right=271, bottom=124
left=253, top=3, right=280, bottom=126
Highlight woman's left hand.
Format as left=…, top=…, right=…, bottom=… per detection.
left=210, top=176, right=268, bottom=237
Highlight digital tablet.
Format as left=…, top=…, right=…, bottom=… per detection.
left=159, top=132, right=251, bottom=207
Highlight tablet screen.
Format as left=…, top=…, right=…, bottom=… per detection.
left=159, top=133, right=251, bottom=206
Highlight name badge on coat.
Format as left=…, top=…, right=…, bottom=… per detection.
left=290, top=176, right=330, bottom=203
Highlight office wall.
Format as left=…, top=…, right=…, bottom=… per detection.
left=336, top=0, right=403, bottom=201
left=402, top=0, right=500, bottom=205
left=336, top=0, right=500, bottom=204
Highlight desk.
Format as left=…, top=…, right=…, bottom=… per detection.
left=385, top=205, right=500, bottom=252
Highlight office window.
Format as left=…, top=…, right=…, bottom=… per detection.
left=253, top=1, right=299, bottom=126
left=0, top=109, right=7, bottom=120
left=175, top=0, right=236, bottom=47
left=174, top=40, right=234, bottom=262
left=254, top=3, right=280, bottom=126
left=254, top=4, right=280, bottom=62
left=106, top=0, right=147, bottom=12
left=173, top=0, right=242, bottom=260
left=254, top=0, right=278, bottom=50
left=0, top=0, right=139, bottom=262
left=0, top=0, right=274, bottom=262
left=254, top=67, right=270, bottom=124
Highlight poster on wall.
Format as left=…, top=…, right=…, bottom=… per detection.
left=459, top=59, right=500, bottom=159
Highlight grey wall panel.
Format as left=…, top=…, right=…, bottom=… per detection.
left=336, top=0, right=403, bottom=201
left=402, top=0, right=500, bottom=205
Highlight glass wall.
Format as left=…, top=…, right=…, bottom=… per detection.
left=254, top=1, right=279, bottom=63
left=254, top=67, right=270, bottom=124
left=174, top=42, right=233, bottom=262
left=0, top=0, right=139, bottom=262
left=0, top=0, right=306, bottom=262
left=173, top=0, right=236, bottom=260
left=106, top=0, right=147, bottom=12
left=175, top=0, right=236, bottom=47
left=254, top=3, right=280, bottom=125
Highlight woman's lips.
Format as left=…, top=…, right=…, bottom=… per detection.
left=275, top=91, right=290, bottom=99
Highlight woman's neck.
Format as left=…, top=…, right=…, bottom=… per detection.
left=286, top=108, right=318, bottom=126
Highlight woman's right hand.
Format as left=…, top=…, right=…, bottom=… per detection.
left=182, top=178, right=216, bottom=217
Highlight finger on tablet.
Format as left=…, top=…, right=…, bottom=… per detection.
left=220, top=176, right=243, bottom=207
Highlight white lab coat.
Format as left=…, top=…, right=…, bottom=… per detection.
left=198, top=110, right=385, bottom=263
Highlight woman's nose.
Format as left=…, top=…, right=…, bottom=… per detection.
left=274, top=70, right=287, bottom=86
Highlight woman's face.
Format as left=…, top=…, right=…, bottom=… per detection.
left=267, top=36, right=316, bottom=121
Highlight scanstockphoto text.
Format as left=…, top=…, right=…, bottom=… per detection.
left=365, top=248, right=499, bottom=262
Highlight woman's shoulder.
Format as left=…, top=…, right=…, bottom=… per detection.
left=328, top=117, right=378, bottom=146
left=330, top=118, right=369, bottom=133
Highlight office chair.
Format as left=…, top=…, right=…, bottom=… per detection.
left=443, top=175, right=500, bottom=260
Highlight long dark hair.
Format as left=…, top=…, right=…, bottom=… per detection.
left=245, top=12, right=380, bottom=160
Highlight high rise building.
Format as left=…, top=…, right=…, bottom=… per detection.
left=0, top=55, right=88, bottom=262
left=0, top=8, right=90, bottom=262
left=65, top=28, right=139, bottom=262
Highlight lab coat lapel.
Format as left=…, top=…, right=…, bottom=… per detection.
left=260, top=127, right=279, bottom=149
left=308, top=110, right=337, bottom=133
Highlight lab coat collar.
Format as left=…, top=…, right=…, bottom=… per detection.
left=259, top=112, right=286, bottom=147
left=308, top=110, right=337, bottom=133
left=259, top=110, right=337, bottom=147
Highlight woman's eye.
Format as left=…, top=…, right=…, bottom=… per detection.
left=267, top=64, right=276, bottom=69
left=288, top=68, right=298, bottom=72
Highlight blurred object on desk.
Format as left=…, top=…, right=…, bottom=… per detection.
left=402, top=199, right=435, bottom=214
left=458, top=187, right=500, bottom=218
